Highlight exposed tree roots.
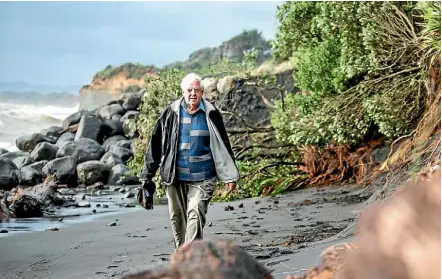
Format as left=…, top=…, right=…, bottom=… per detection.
left=299, top=139, right=384, bottom=186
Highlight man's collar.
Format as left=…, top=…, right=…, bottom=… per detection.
left=181, top=99, right=205, bottom=113
left=171, top=97, right=215, bottom=114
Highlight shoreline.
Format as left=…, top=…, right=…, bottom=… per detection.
left=0, top=184, right=171, bottom=236
left=0, top=183, right=369, bottom=279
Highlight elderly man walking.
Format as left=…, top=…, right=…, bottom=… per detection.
left=140, top=73, right=239, bottom=250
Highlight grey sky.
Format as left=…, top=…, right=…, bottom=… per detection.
left=0, top=1, right=282, bottom=88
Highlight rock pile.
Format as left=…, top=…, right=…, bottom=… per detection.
left=0, top=92, right=144, bottom=191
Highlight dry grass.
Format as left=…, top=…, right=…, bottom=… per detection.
left=381, top=61, right=441, bottom=171
left=251, top=60, right=293, bottom=76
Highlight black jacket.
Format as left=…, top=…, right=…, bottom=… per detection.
left=141, top=97, right=238, bottom=186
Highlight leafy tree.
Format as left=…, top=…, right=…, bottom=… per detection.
left=270, top=1, right=438, bottom=146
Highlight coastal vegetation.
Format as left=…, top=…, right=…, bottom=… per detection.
left=127, top=1, right=440, bottom=200
left=94, top=29, right=272, bottom=80
left=94, top=63, right=157, bottom=80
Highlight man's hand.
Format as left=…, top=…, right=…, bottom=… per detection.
left=226, top=182, right=236, bottom=193
left=138, top=179, right=156, bottom=210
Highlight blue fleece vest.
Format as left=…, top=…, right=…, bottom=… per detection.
left=176, top=100, right=216, bottom=181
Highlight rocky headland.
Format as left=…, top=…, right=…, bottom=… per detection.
left=79, top=63, right=156, bottom=111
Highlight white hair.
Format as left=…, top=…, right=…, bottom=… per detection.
left=180, top=73, right=203, bottom=92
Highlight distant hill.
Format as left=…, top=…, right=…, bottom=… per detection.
left=0, top=81, right=81, bottom=95
left=163, top=29, right=272, bottom=73
left=78, top=29, right=273, bottom=110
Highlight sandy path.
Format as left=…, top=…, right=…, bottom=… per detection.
left=0, top=185, right=369, bottom=279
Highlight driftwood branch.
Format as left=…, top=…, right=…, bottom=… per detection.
left=254, top=87, right=275, bottom=109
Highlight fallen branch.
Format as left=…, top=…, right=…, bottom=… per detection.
left=255, top=87, right=275, bottom=109
left=220, top=110, right=274, bottom=132
left=235, top=145, right=294, bottom=161
left=233, top=143, right=295, bottom=153
left=226, top=128, right=274, bottom=134
left=259, top=161, right=304, bottom=172
left=385, top=129, right=416, bottom=169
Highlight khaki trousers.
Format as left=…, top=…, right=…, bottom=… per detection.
left=166, top=177, right=216, bottom=250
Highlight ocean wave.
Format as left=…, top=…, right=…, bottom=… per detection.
left=0, top=141, right=17, bottom=151
left=0, top=102, right=79, bottom=152
left=0, top=103, right=79, bottom=122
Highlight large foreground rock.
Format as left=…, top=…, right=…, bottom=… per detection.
left=107, top=164, right=139, bottom=186
left=0, top=158, right=19, bottom=190
left=339, top=171, right=441, bottom=279
left=77, top=161, right=110, bottom=185
left=16, top=133, right=56, bottom=152
left=31, top=142, right=58, bottom=162
left=56, top=138, right=104, bottom=164
left=122, top=239, right=272, bottom=279
left=42, top=156, right=77, bottom=187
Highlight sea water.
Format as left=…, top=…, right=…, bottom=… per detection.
left=0, top=102, right=79, bottom=151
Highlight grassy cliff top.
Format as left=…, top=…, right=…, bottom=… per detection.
left=92, top=29, right=273, bottom=82
left=93, top=63, right=158, bottom=80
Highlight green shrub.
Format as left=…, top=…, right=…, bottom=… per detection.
left=270, top=1, right=435, bottom=148
left=128, top=68, right=184, bottom=196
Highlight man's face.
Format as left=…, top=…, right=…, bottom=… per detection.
left=184, top=80, right=203, bottom=107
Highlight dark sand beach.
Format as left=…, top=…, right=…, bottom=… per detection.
left=0, top=184, right=370, bottom=279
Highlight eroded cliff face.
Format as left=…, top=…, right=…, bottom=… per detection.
left=79, top=64, right=156, bottom=111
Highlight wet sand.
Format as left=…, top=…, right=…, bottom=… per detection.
left=0, top=184, right=371, bottom=279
